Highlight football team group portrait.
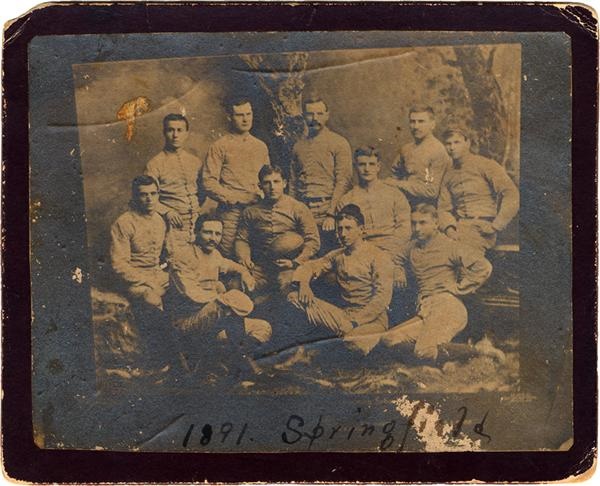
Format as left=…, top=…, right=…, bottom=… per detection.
left=76, top=44, right=521, bottom=392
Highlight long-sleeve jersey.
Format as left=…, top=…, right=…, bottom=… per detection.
left=144, top=148, right=204, bottom=216
left=336, top=180, right=412, bottom=259
left=236, top=194, right=320, bottom=263
left=169, top=245, right=247, bottom=304
left=109, top=210, right=166, bottom=285
left=391, top=133, right=452, bottom=203
left=289, top=127, right=353, bottom=215
left=395, top=231, right=492, bottom=300
left=437, top=153, right=519, bottom=232
left=293, top=241, right=393, bottom=325
left=202, top=132, right=270, bottom=206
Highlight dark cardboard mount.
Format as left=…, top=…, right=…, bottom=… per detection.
left=2, top=2, right=597, bottom=483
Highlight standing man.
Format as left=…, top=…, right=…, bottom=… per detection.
left=202, top=96, right=271, bottom=257
left=235, top=165, right=320, bottom=302
left=381, top=204, right=492, bottom=361
left=336, top=145, right=412, bottom=289
left=385, top=105, right=451, bottom=206
left=288, top=204, right=393, bottom=355
left=438, top=127, right=519, bottom=254
left=145, top=113, right=204, bottom=255
left=110, top=175, right=171, bottom=373
left=167, top=214, right=272, bottom=373
left=289, top=95, right=353, bottom=253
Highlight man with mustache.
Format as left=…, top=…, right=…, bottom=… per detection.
left=380, top=204, right=492, bottom=361
left=167, top=214, right=272, bottom=373
left=289, top=96, right=353, bottom=254
left=202, top=96, right=271, bottom=257
left=145, top=114, right=204, bottom=256
left=235, top=165, right=320, bottom=303
left=385, top=105, right=451, bottom=206
left=287, top=204, right=393, bottom=355
left=110, top=175, right=171, bottom=373
left=438, top=126, right=519, bottom=255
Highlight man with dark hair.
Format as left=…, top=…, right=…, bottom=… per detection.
left=145, top=113, right=204, bottom=255
left=385, top=104, right=451, bottom=205
left=288, top=204, right=393, bottom=355
left=111, top=176, right=168, bottom=308
left=289, top=95, right=353, bottom=253
left=235, top=165, right=320, bottom=302
left=202, top=97, right=270, bottom=257
left=380, top=203, right=492, bottom=360
left=110, top=175, right=171, bottom=373
left=438, top=127, right=519, bottom=254
left=336, top=145, right=412, bottom=289
left=167, top=213, right=271, bottom=372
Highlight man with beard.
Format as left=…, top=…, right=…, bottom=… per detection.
left=110, top=175, right=171, bottom=374
left=385, top=105, right=451, bottom=206
left=380, top=204, right=492, bottom=361
left=167, top=214, right=272, bottom=374
left=202, top=97, right=271, bottom=257
left=235, top=165, right=320, bottom=303
left=288, top=204, right=393, bottom=355
left=438, top=126, right=519, bottom=255
left=289, top=96, right=353, bottom=253
left=145, top=114, right=204, bottom=256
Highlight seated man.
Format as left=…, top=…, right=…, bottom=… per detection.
left=438, top=126, right=519, bottom=254
left=235, top=165, right=320, bottom=303
left=381, top=204, right=492, bottom=360
left=288, top=204, right=393, bottom=355
left=109, top=175, right=171, bottom=373
left=167, top=214, right=271, bottom=373
left=336, top=146, right=412, bottom=318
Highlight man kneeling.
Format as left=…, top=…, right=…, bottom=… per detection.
left=381, top=204, right=492, bottom=360
left=288, top=204, right=393, bottom=355
left=167, top=214, right=271, bottom=375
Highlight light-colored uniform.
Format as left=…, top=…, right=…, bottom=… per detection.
left=387, top=231, right=492, bottom=357
left=289, top=241, right=393, bottom=354
left=236, top=194, right=320, bottom=295
left=391, top=133, right=452, bottom=205
left=336, top=180, right=412, bottom=281
left=168, top=244, right=271, bottom=342
left=289, top=127, right=353, bottom=225
left=437, top=153, right=519, bottom=254
left=145, top=148, right=204, bottom=253
left=110, top=209, right=168, bottom=302
left=202, top=132, right=270, bottom=257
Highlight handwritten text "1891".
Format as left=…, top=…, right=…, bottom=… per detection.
left=182, top=422, right=250, bottom=447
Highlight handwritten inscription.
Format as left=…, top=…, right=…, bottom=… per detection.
left=180, top=407, right=491, bottom=451
left=182, top=422, right=250, bottom=447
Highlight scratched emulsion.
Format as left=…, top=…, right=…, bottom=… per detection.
left=395, top=396, right=481, bottom=451
left=116, top=96, right=151, bottom=142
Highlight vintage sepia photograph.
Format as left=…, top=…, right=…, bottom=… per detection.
left=26, top=30, right=574, bottom=456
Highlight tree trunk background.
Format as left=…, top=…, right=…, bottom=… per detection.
left=454, top=46, right=513, bottom=170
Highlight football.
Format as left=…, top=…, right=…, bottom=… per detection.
left=269, top=231, right=304, bottom=259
